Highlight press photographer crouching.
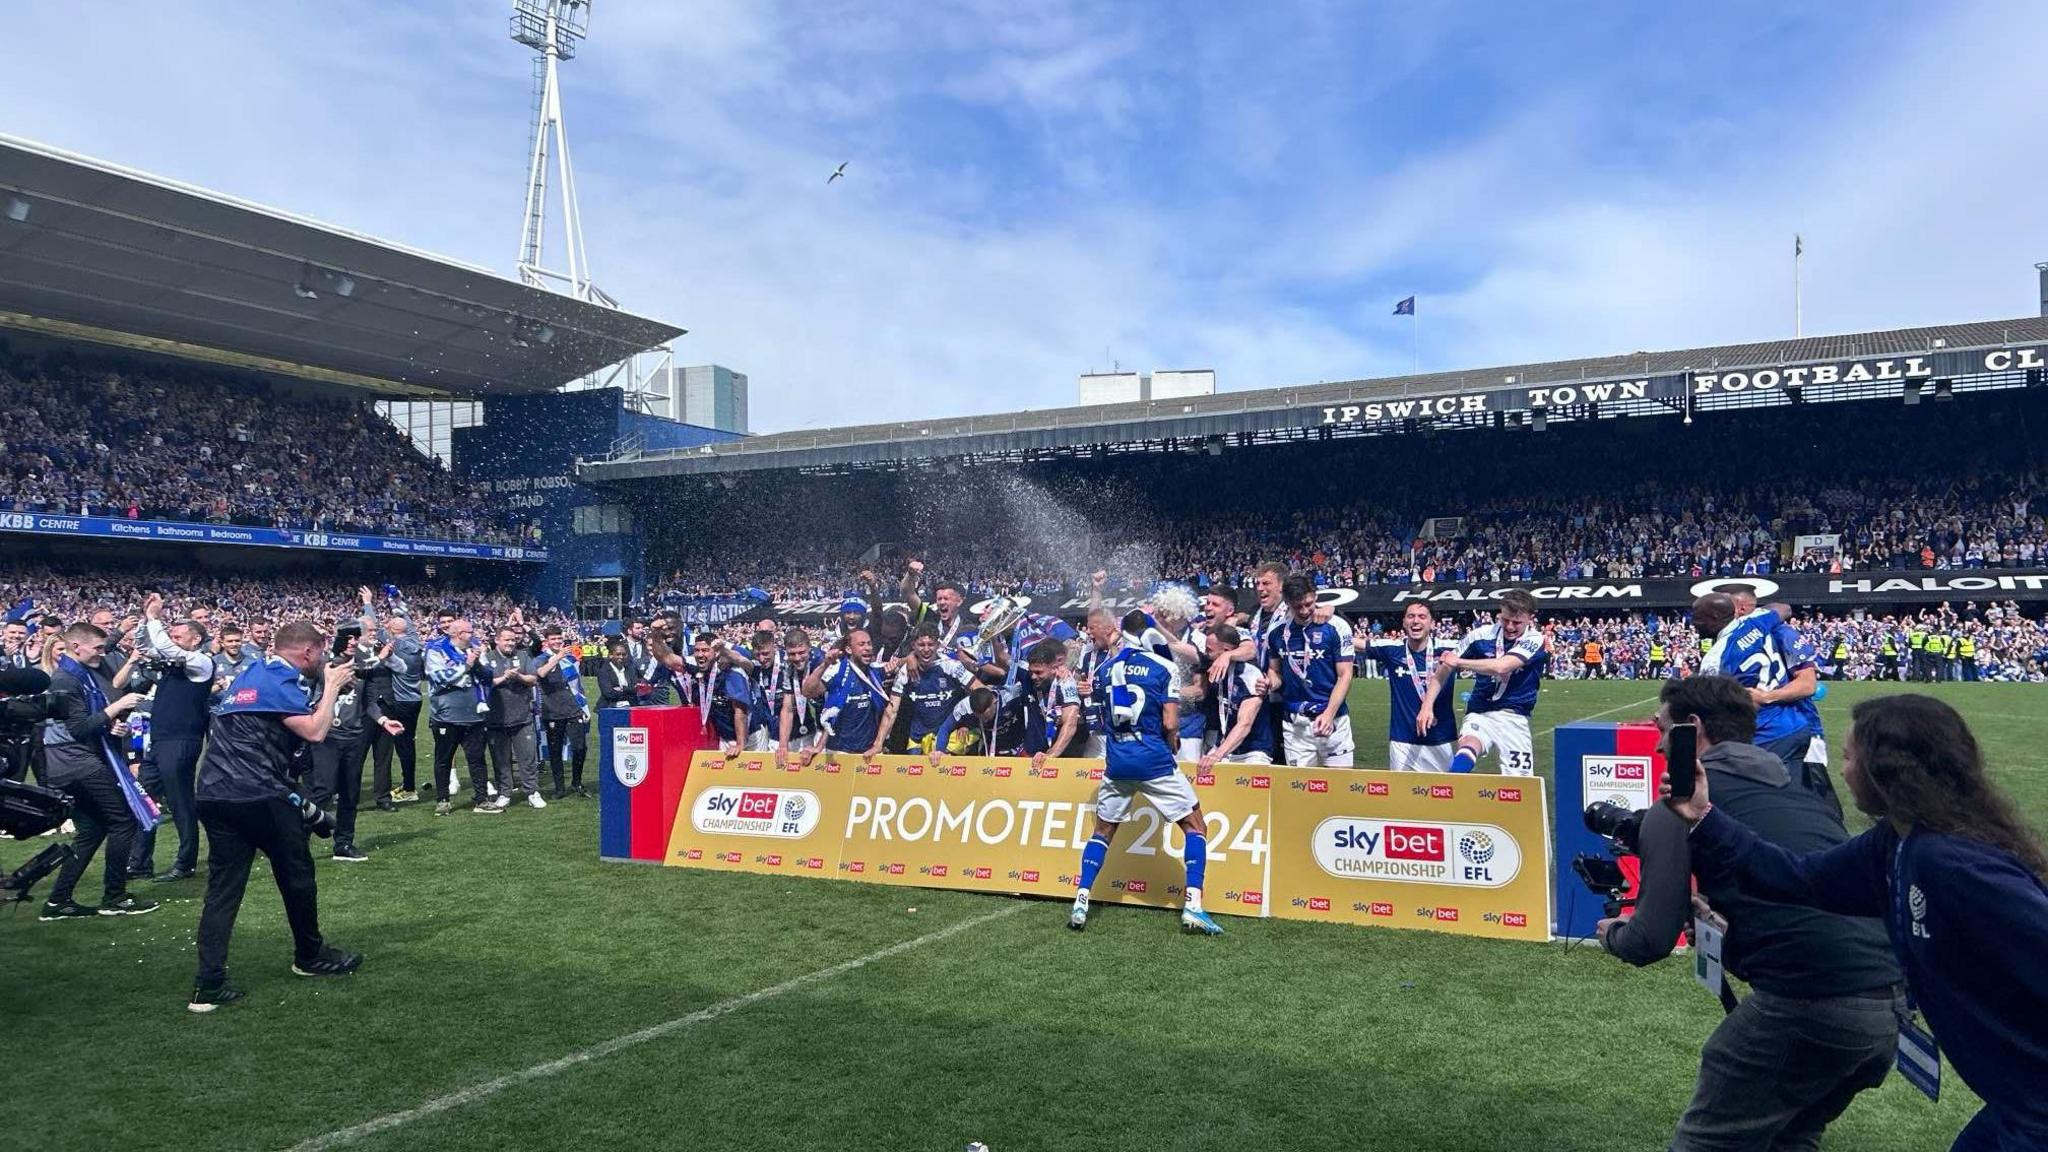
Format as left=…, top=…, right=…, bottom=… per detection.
left=1598, top=674, right=1901, bottom=1151
left=190, top=619, right=363, bottom=1013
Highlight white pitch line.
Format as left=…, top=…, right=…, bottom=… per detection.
left=1540, top=694, right=1663, bottom=738
left=284, top=901, right=1027, bottom=1152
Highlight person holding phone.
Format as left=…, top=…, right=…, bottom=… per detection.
left=1669, top=693, right=2048, bottom=1152
left=1602, top=675, right=1901, bottom=1151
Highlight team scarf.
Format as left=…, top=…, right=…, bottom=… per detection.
left=429, top=636, right=489, bottom=705
left=56, top=654, right=162, bottom=831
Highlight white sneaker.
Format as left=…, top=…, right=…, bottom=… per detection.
left=1068, top=889, right=1091, bottom=931
left=492, top=794, right=512, bottom=810
left=527, top=791, right=547, bottom=809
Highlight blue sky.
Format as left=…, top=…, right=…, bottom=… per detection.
left=7, top=1, right=2047, bottom=430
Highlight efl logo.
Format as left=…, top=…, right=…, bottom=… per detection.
left=1196, top=772, right=1216, bottom=786
left=1126, top=879, right=1149, bottom=894
left=847, top=861, right=866, bottom=874
left=1428, top=784, right=1455, bottom=800
left=886, top=863, right=906, bottom=875
left=1307, top=897, right=1332, bottom=912
left=1367, top=781, right=1389, bottom=796
left=737, top=792, right=779, bottom=821
left=1496, top=787, right=1523, bottom=803
left=1369, top=901, right=1395, bottom=917
left=684, top=849, right=703, bottom=861
left=971, top=867, right=993, bottom=880
left=1250, top=775, right=1272, bottom=790
left=1386, top=824, right=1447, bottom=861
left=1502, top=912, right=1528, bottom=928
left=233, top=688, right=259, bottom=705
left=1306, top=779, right=1329, bottom=794
left=1019, top=869, right=1040, bottom=883
left=763, top=854, right=783, bottom=867
left=1435, top=907, right=1460, bottom=922
left=929, top=865, right=949, bottom=878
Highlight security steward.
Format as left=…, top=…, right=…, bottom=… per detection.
left=1907, top=624, right=1928, bottom=681
left=1958, top=630, right=1978, bottom=681
left=1598, top=675, right=1901, bottom=1150
left=1878, top=631, right=1899, bottom=681
left=1648, top=639, right=1668, bottom=680
left=189, top=619, right=364, bottom=1013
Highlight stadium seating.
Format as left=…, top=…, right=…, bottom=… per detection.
left=0, top=353, right=532, bottom=544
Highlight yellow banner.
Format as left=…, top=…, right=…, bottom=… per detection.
left=1266, top=771, right=1552, bottom=942
left=663, top=752, right=1553, bottom=940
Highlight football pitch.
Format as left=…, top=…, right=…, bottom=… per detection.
left=5, top=680, right=2040, bottom=1152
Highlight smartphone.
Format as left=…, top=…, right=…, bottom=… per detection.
left=1665, top=721, right=1699, bottom=801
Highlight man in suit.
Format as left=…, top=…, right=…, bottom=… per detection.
left=597, top=639, right=642, bottom=709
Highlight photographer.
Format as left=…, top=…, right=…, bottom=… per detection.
left=1598, top=675, right=1899, bottom=1150
left=37, top=623, right=157, bottom=919
left=190, top=619, right=364, bottom=1012
left=1672, top=694, right=2048, bottom=1152
left=1, top=665, right=53, bottom=784
left=126, top=592, right=214, bottom=882
left=303, top=624, right=403, bottom=861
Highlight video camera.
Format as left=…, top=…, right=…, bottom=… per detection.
left=1, top=778, right=76, bottom=903
left=1571, top=800, right=1645, bottom=919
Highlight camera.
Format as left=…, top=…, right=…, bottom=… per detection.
left=1, top=778, right=75, bottom=902
left=288, top=791, right=336, bottom=839
left=1574, top=801, right=1646, bottom=918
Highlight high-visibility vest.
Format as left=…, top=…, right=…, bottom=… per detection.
left=1882, top=638, right=1897, bottom=656
left=1650, top=644, right=1666, bottom=662
left=1832, top=641, right=1848, bottom=660
left=1908, top=630, right=1926, bottom=650
left=1959, top=637, right=1977, bottom=658
left=1699, top=637, right=1713, bottom=656
left=1945, top=636, right=1960, bottom=657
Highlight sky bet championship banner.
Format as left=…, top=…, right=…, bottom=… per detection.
left=0, top=510, right=545, bottom=563
left=660, top=750, right=1552, bottom=942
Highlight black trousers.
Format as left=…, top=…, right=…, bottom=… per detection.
left=49, top=768, right=137, bottom=906
left=431, top=721, right=489, bottom=805
left=194, top=797, right=324, bottom=988
left=543, top=717, right=588, bottom=791
left=308, top=732, right=368, bottom=846
left=0, top=734, right=34, bottom=782
left=130, top=736, right=202, bottom=875
left=372, top=699, right=420, bottom=793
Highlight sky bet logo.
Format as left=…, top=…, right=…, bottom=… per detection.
left=736, top=793, right=778, bottom=821
left=1312, top=818, right=1522, bottom=887
left=1304, top=779, right=1329, bottom=794
left=1367, top=781, right=1390, bottom=796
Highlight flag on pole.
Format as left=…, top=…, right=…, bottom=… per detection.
left=1795, top=234, right=1803, bottom=257
left=1393, top=296, right=1416, bottom=316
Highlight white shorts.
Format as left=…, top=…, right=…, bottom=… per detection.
left=1388, top=741, right=1454, bottom=773
left=1805, top=735, right=1828, bottom=766
left=1222, top=751, right=1273, bottom=765
left=1080, top=734, right=1105, bottom=760
left=1177, top=736, right=1204, bottom=764
left=1282, top=714, right=1355, bottom=768
left=782, top=730, right=825, bottom=753
left=746, top=729, right=773, bottom=753
left=1458, top=711, right=1534, bottom=776
left=1092, top=772, right=1201, bottom=824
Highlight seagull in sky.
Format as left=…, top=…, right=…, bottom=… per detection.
left=827, top=162, right=848, bottom=185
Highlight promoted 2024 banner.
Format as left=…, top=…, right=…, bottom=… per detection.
left=658, top=749, right=1552, bottom=942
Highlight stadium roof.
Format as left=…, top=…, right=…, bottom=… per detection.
left=582, top=314, right=2048, bottom=480
left=0, top=133, right=682, bottom=398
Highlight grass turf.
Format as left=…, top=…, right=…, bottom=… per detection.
left=3, top=679, right=2038, bottom=1151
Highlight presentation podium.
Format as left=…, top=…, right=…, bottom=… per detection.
left=597, top=705, right=713, bottom=862
left=1551, top=721, right=1669, bottom=939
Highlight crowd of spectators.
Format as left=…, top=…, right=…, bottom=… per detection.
left=640, top=392, right=2048, bottom=601
left=0, top=352, right=535, bottom=544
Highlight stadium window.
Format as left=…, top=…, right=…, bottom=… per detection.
left=573, top=505, right=633, bottom=536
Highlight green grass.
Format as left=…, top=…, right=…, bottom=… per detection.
left=3, top=680, right=2039, bottom=1151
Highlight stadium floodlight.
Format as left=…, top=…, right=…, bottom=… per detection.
left=3, top=195, right=27, bottom=222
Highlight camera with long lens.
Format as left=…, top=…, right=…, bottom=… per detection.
left=288, top=791, right=336, bottom=839
left=1573, top=800, right=1646, bottom=918
left=1, top=776, right=76, bottom=902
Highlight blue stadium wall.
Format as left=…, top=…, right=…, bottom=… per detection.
left=452, top=390, right=739, bottom=609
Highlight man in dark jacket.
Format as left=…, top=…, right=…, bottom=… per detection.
left=1601, top=675, right=1900, bottom=1151
left=596, top=639, right=641, bottom=709
left=38, top=623, right=156, bottom=919
left=126, top=592, right=216, bottom=881
left=304, top=625, right=404, bottom=861
left=534, top=626, right=589, bottom=798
